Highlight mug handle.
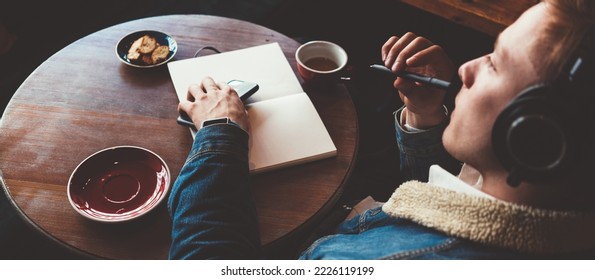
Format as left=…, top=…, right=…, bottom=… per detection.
left=339, top=65, right=356, bottom=81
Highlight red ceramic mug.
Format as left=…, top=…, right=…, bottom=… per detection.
left=295, top=40, right=348, bottom=87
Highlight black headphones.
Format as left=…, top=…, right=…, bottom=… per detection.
left=492, top=29, right=594, bottom=187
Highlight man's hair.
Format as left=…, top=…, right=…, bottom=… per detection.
left=540, top=0, right=595, bottom=80
left=538, top=0, right=595, bottom=190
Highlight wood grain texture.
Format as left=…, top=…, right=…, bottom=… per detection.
left=0, top=15, right=358, bottom=259
left=401, top=0, right=539, bottom=37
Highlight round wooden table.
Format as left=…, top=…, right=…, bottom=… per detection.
left=0, top=15, right=358, bottom=259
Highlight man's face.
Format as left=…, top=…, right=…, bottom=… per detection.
left=443, top=4, right=548, bottom=173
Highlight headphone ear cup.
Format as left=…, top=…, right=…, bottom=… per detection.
left=492, top=85, right=571, bottom=186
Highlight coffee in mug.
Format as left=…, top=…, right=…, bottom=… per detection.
left=304, top=57, right=339, bottom=71
left=295, top=41, right=348, bottom=86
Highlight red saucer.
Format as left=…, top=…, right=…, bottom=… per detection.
left=68, top=146, right=170, bottom=222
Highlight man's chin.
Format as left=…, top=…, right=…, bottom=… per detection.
left=442, top=128, right=462, bottom=161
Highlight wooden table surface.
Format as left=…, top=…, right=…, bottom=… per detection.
left=0, top=15, right=358, bottom=259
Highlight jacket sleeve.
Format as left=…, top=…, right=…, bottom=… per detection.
left=394, top=107, right=462, bottom=182
left=168, top=124, right=261, bottom=259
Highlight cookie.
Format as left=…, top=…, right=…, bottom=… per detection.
left=139, top=35, right=157, bottom=54
left=127, top=36, right=144, bottom=61
left=151, top=45, right=170, bottom=64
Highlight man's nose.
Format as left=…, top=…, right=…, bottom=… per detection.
left=459, top=58, right=479, bottom=89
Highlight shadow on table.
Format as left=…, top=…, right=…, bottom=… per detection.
left=0, top=188, right=88, bottom=259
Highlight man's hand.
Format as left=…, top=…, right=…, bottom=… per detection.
left=178, top=77, right=249, bottom=133
left=382, top=33, right=455, bottom=129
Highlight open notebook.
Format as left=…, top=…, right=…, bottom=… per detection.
left=167, top=43, right=337, bottom=174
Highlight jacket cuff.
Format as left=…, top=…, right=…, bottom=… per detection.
left=188, top=124, right=249, bottom=163
left=394, top=106, right=449, bottom=158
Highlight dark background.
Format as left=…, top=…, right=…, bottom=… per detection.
left=0, top=0, right=493, bottom=259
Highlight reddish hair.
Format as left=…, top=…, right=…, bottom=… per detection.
left=539, top=0, right=595, bottom=80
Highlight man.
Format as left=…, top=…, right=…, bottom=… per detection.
left=169, top=0, right=595, bottom=259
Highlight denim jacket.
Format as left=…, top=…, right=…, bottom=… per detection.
left=299, top=107, right=595, bottom=259
left=169, top=109, right=595, bottom=259
left=168, top=124, right=261, bottom=259
left=393, top=107, right=461, bottom=182
left=298, top=108, right=525, bottom=259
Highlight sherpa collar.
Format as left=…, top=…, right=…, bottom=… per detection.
left=382, top=181, right=595, bottom=254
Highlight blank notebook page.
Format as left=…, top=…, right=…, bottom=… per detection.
left=246, top=92, right=336, bottom=173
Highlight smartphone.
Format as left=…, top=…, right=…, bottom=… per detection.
left=227, top=80, right=259, bottom=101
left=177, top=80, right=259, bottom=129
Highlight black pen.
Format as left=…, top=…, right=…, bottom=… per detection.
left=370, top=64, right=451, bottom=90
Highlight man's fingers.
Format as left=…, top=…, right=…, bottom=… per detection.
left=186, top=84, right=202, bottom=101
left=384, top=32, right=417, bottom=71
left=178, top=100, right=192, bottom=114
left=200, top=76, right=219, bottom=93
left=406, top=45, right=446, bottom=67
left=381, top=36, right=399, bottom=62
left=392, top=37, right=433, bottom=72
